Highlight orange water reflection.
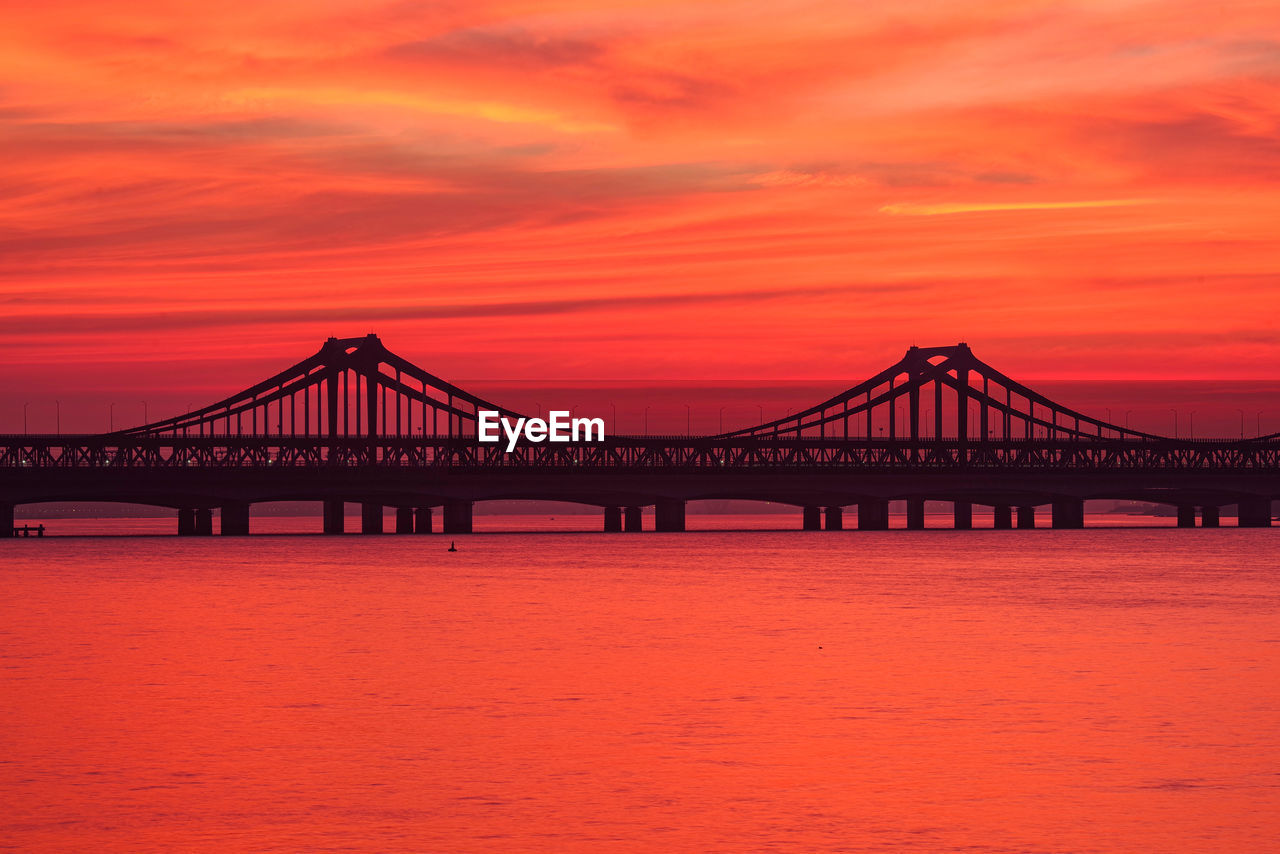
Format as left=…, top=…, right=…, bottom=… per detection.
left=3, top=528, right=1278, bottom=851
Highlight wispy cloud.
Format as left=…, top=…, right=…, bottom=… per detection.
left=880, top=199, right=1153, bottom=216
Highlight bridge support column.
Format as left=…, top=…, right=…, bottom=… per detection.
left=194, top=508, right=213, bottom=536
left=953, top=501, right=972, bottom=530
left=604, top=506, right=623, bottom=533
left=859, top=499, right=889, bottom=531
left=993, top=505, right=1013, bottom=529
left=443, top=501, right=473, bottom=534
left=362, top=502, right=384, bottom=534
left=1, top=502, right=13, bottom=538
left=1052, top=499, right=1085, bottom=529
left=414, top=507, right=432, bottom=534
left=906, top=498, right=925, bottom=530
left=624, top=506, right=643, bottom=532
left=221, top=501, right=250, bottom=536
left=1176, top=505, right=1196, bottom=528
left=1017, top=506, right=1036, bottom=529
left=178, top=508, right=196, bottom=536
left=802, top=505, right=822, bottom=531
left=825, top=506, right=843, bottom=531
left=323, top=500, right=344, bottom=534
left=654, top=500, right=685, bottom=532
left=1201, top=506, right=1219, bottom=528
left=396, top=507, right=414, bottom=534
left=1237, top=499, right=1272, bottom=528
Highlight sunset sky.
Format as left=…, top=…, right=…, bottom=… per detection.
left=3, top=0, right=1279, bottom=430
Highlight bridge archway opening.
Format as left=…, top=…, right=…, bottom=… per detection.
left=684, top=499, right=802, bottom=530
left=5, top=500, right=188, bottom=536
left=471, top=500, right=612, bottom=532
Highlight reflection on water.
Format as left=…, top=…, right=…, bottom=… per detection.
left=3, top=522, right=1278, bottom=852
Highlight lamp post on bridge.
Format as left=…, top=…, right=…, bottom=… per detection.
left=55, top=400, right=60, bottom=436
left=1125, top=410, right=1132, bottom=430
left=644, top=406, right=650, bottom=434
left=1237, top=409, right=1245, bottom=439
left=610, top=403, right=617, bottom=434
left=757, top=404, right=763, bottom=426
left=685, top=404, right=691, bottom=437
left=719, top=406, right=725, bottom=434
left=23, top=402, right=28, bottom=434
left=142, top=401, right=149, bottom=426
left=109, top=402, right=115, bottom=432
left=1170, top=409, right=1178, bottom=438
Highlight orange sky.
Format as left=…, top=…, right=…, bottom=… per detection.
left=2, top=0, right=1279, bottom=424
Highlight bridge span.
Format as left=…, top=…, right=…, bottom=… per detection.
left=4, top=335, right=1277, bottom=535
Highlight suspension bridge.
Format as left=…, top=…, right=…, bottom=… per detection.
left=3, top=334, right=1277, bottom=536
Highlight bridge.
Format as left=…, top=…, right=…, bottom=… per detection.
left=3, top=334, right=1277, bottom=536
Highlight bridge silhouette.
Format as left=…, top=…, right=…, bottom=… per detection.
left=3, top=334, right=1277, bottom=536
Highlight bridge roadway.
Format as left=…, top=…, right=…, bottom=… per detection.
left=3, top=433, right=1277, bottom=536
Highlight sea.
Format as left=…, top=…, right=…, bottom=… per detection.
left=3, top=515, right=1278, bottom=852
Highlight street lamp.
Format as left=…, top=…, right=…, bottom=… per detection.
left=610, top=403, right=617, bottom=434
left=1189, top=411, right=1195, bottom=439
left=756, top=404, right=763, bottom=425
left=1125, top=410, right=1132, bottom=430
left=1236, top=409, right=1245, bottom=439
left=1169, top=409, right=1178, bottom=438
left=719, top=406, right=726, bottom=434
left=55, top=400, right=60, bottom=436
left=644, top=406, right=650, bottom=434
left=685, top=404, right=691, bottom=436
left=142, top=401, right=149, bottom=425
left=23, top=402, right=29, bottom=434
left=109, top=402, right=116, bottom=432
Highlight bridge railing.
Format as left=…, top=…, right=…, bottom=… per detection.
left=2, top=435, right=1279, bottom=471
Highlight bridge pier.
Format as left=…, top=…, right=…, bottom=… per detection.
left=953, top=501, right=972, bottom=530
left=802, top=505, right=822, bottom=531
left=906, top=498, right=925, bottom=530
left=395, top=507, right=414, bottom=534
left=361, top=502, right=384, bottom=534
left=993, top=505, right=1013, bottom=529
left=859, top=499, right=889, bottom=531
left=323, top=500, right=344, bottom=534
left=1237, top=499, right=1272, bottom=528
left=825, top=506, right=843, bottom=531
left=1017, top=506, right=1036, bottom=529
left=624, top=506, right=643, bottom=532
left=1177, top=505, right=1196, bottom=528
left=654, top=500, right=685, bottom=532
left=1052, top=499, right=1084, bottom=529
left=178, top=508, right=196, bottom=536
left=194, top=508, right=213, bottom=536
left=443, top=501, right=473, bottom=534
left=415, top=507, right=432, bottom=534
left=604, top=506, right=623, bottom=533
left=1, top=502, right=13, bottom=538
left=221, top=501, right=250, bottom=536
left=1201, top=506, right=1219, bottom=528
